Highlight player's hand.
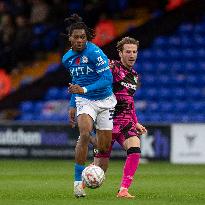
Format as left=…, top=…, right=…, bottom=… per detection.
left=136, top=123, right=147, bottom=135
left=69, top=107, right=76, bottom=128
left=68, top=83, right=84, bottom=94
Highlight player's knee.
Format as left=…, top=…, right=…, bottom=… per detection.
left=127, top=147, right=141, bottom=155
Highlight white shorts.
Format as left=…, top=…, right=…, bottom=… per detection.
left=75, top=94, right=117, bottom=130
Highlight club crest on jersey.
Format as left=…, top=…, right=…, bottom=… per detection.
left=134, top=76, right=138, bottom=83
left=82, top=56, right=88, bottom=63
left=120, top=71, right=125, bottom=78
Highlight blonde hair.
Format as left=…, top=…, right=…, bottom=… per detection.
left=117, top=37, right=139, bottom=52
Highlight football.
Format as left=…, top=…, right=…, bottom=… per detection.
left=82, top=165, right=105, bottom=189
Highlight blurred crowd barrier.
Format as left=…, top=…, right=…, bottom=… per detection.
left=0, top=122, right=204, bottom=164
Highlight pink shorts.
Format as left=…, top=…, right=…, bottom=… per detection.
left=95, top=118, right=140, bottom=158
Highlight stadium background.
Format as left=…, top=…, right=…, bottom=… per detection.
left=0, top=1, right=205, bottom=204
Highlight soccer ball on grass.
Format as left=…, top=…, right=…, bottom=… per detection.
left=82, top=165, right=105, bottom=189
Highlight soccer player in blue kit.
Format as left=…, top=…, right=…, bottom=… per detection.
left=62, top=14, right=117, bottom=197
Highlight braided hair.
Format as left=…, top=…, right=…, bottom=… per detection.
left=64, top=14, right=95, bottom=41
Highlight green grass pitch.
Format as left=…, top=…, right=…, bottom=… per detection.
left=0, top=160, right=204, bottom=205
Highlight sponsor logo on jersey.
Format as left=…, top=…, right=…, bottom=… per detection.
left=97, top=66, right=109, bottom=73
left=121, top=82, right=137, bottom=90
left=96, top=56, right=106, bottom=66
left=70, top=66, right=94, bottom=76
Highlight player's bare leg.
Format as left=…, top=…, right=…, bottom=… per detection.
left=117, top=136, right=141, bottom=198
left=96, top=129, right=112, bottom=153
left=94, top=157, right=110, bottom=172
left=77, top=134, right=110, bottom=172
left=93, top=130, right=112, bottom=172
left=74, top=114, right=93, bottom=198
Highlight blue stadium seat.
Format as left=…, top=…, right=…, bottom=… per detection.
left=190, top=114, right=205, bottom=122
left=154, top=36, right=167, bottom=46
left=168, top=36, right=180, bottom=45
left=174, top=101, right=188, bottom=112
left=158, top=88, right=172, bottom=100
left=198, top=62, right=205, bottom=72
left=194, top=24, right=204, bottom=32
left=33, top=101, right=44, bottom=113
left=145, top=114, right=162, bottom=123
left=191, top=102, right=204, bottom=113
left=141, top=50, right=153, bottom=59
left=19, top=101, right=34, bottom=113
left=185, top=62, right=196, bottom=73
left=44, top=87, right=60, bottom=100
left=160, top=101, right=173, bottom=112
left=156, top=62, right=168, bottom=73
left=167, top=49, right=180, bottom=59
left=178, top=23, right=194, bottom=32
left=197, top=48, right=205, bottom=58
left=194, top=35, right=205, bottom=45
left=170, top=62, right=183, bottom=73
left=173, top=88, right=186, bottom=99
left=187, top=87, right=201, bottom=99
left=182, top=48, right=194, bottom=58
left=164, top=114, right=176, bottom=122
left=19, top=113, right=34, bottom=121
left=46, top=63, right=60, bottom=74
left=146, top=88, right=158, bottom=100
left=59, top=87, right=71, bottom=100
left=174, top=75, right=186, bottom=86
left=154, top=49, right=167, bottom=59
left=143, top=62, right=155, bottom=72
left=186, top=75, right=198, bottom=85
left=158, top=75, right=172, bottom=86
left=141, top=75, right=155, bottom=86
left=146, top=101, right=160, bottom=112
left=180, top=35, right=193, bottom=46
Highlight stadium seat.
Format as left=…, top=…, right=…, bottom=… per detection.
left=46, top=63, right=60, bottom=74
left=19, top=113, right=34, bottom=121
left=178, top=23, right=194, bottom=32
left=146, top=101, right=160, bottom=112
left=158, top=88, right=172, bottom=100
left=154, top=36, right=167, bottom=46
left=44, top=87, right=60, bottom=100
left=33, top=101, right=44, bottom=113
left=167, top=49, right=180, bottom=59
left=19, top=101, right=34, bottom=113
left=168, top=36, right=180, bottom=45
left=160, top=101, right=174, bottom=112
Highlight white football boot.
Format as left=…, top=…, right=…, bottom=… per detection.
left=74, top=181, right=86, bottom=198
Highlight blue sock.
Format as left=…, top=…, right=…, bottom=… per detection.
left=75, top=163, right=85, bottom=181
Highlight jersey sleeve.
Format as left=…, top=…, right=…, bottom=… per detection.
left=131, top=101, right=138, bottom=123
left=84, top=48, right=113, bottom=92
left=69, top=94, right=76, bottom=108
left=91, top=48, right=110, bottom=73
left=132, top=111, right=138, bottom=123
